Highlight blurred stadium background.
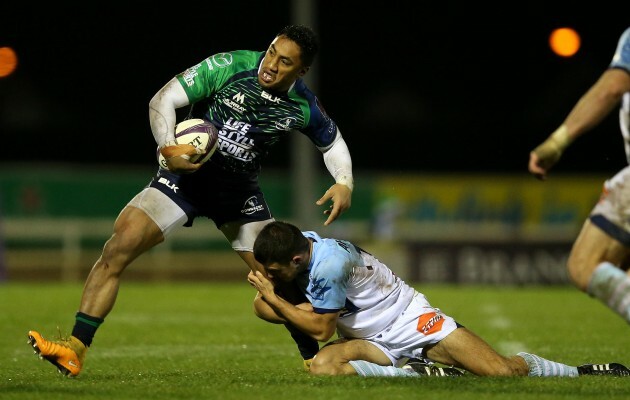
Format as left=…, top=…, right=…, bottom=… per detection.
left=0, top=3, right=627, bottom=285
left=0, top=165, right=607, bottom=284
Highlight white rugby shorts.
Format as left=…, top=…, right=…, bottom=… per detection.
left=360, top=292, right=459, bottom=366
left=590, top=166, right=630, bottom=246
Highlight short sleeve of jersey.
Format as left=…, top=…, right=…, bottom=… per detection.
left=290, top=81, right=338, bottom=150
left=302, top=232, right=352, bottom=313
left=176, top=50, right=263, bottom=103
left=610, top=27, right=630, bottom=74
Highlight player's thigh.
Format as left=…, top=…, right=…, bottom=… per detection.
left=568, top=220, right=630, bottom=289
left=221, top=219, right=274, bottom=272
left=424, top=327, right=524, bottom=376
left=311, top=339, right=391, bottom=375
left=126, top=187, right=188, bottom=239
left=220, top=219, right=274, bottom=251
left=97, top=207, right=163, bottom=265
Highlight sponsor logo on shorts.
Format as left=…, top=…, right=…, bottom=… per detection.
left=416, top=312, right=444, bottom=335
left=241, top=196, right=264, bottom=215
left=158, top=177, right=179, bottom=193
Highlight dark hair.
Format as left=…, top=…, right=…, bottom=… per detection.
left=277, top=25, right=319, bottom=67
left=253, top=221, right=310, bottom=265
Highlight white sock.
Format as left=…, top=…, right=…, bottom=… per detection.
left=517, top=352, right=578, bottom=377
left=348, top=360, right=416, bottom=377
left=587, top=262, right=630, bottom=323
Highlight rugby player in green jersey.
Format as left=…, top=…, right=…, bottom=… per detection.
left=28, top=25, right=353, bottom=377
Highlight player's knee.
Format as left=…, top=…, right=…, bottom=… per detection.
left=99, top=230, right=156, bottom=274
left=309, top=354, right=340, bottom=376
left=103, top=232, right=139, bottom=258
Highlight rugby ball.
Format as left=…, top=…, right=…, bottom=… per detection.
left=158, top=119, right=219, bottom=169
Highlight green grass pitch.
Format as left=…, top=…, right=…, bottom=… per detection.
left=1, top=282, right=629, bottom=399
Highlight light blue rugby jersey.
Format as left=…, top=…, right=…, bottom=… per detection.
left=610, top=27, right=630, bottom=164
left=296, top=231, right=357, bottom=314
left=611, top=27, right=630, bottom=73
left=297, top=231, right=416, bottom=338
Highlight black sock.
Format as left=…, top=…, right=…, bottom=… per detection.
left=284, top=323, right=319, bottom=360
left=275, top=281, right=319, bottom=359
left=71, top=312, right=104, bottom=347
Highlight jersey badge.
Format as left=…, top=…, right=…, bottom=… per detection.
left=308, top=277, right=332, bottom=301
left=275, top=117, right=296, bottom=131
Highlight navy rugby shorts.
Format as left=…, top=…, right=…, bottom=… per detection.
left=147, top=160, right=272, bottom=228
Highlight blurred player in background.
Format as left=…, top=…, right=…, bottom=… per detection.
left=248, top=221, right=629, bottom=377
left=529, top=27, right=630, bottom=324
left=27, top=24, right=353, bottom=377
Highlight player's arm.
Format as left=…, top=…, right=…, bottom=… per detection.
left=251, top=290, right=314, bottom=322
left=317, top=128, right=354, bottom=226
left=149, top=77, right=203, bottom=173
left=529, top=68, right=630, bottom=180
left=248, top=271, right=339, bottom=341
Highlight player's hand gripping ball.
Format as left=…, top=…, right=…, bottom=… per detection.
left=157, top=119, right=219, bottom=170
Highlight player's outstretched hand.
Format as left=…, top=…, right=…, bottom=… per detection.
left=316, top=183, right=352, bottom=226
left=528, top=126, right=571, bottom=181
left=528, top=144, right=561, bottom=181
left=528, top=151, right=550, bottom=181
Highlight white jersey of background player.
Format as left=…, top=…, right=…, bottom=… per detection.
left=615, top=28, right=630, bottom=163
left=595, top=27, right=630, bottom=234
left=528, top=27, right=630, bottom=324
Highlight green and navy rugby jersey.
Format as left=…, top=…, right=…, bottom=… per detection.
left=176, top=50, right=338, bottom=173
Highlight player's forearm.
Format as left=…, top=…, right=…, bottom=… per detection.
left=532, top=70, right=628, bottom=166
left=322, top=130, right=354, bottom=191
left=253, top=293, right=287, bottom=323
left=561, top=70, right=629, bottom=142
left=265, top=296, right=335, bottom=341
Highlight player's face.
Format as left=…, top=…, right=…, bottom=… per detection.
left=258, top=35, right=309, bottom=92
left=264, top=261, right=298, bottom=283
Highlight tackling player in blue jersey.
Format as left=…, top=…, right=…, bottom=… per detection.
left=27, top=25, right=352, bottom=377
left=529, top=27, right=630, bottom=326
left=248, top=221, right=629, bottom=377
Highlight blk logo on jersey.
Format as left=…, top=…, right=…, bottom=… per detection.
left=416, top=312, right=444, bottom=335
left=241, top=196, right=264, bottom=215
left=261, top=90, right=281, bottom=103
